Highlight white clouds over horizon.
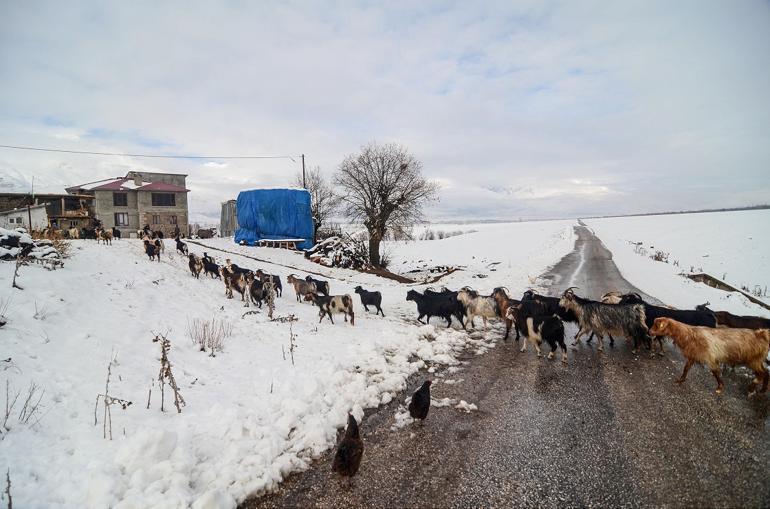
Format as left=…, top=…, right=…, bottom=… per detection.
left=0, top=1, right=768, bottom=223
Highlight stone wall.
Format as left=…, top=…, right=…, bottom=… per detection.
left=94, top=190, right=140, bottom=233
left=137, top=191, right=189, bottom=237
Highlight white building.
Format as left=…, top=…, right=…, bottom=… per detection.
left=0, top=204, right=49, bottom=230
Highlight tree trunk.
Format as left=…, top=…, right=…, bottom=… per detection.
left=368, top=236, right=381, bottom=267
left=313, top=221, right=321, bottom=245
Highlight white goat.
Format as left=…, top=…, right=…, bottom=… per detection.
left=457, top=288, right=498, bottom=331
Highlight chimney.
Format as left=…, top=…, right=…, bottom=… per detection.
left=133, top=173, right=142, bottom=187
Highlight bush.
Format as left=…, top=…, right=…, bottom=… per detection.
left=186, top=317, right=233, bottom=356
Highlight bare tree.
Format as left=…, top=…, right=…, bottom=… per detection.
left=295, top=166, right=337, bottom=244
left=334, top=142, right=438, bottom=266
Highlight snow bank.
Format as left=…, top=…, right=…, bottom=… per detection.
left=585, top=210, right=770, bottom=317
left=0, top=219, right=574, bottom=508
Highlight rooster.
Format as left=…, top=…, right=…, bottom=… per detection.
left=332, top=413, right=364, bottom=481
left=408, top=380, right=432, bottom=423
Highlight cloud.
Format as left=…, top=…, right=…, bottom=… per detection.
left=0, top=1, right=768, bottom=223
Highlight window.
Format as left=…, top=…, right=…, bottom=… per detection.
left=113, top=193, right=128, bottom=206
left=114, top=212, right=129, bottom=226
left=169, top=215, right=177, bottom=225
left=151, top=193, right=175, bottom=207
left=152, top=214, right=160, bottom=224
left=8, top=218, right=16, bottom=224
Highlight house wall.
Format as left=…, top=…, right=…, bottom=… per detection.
left=137, top=191, right=189, bottom=237
left=93, top=190, right=141, bottom=233
left=0, top=206, right=48, bottom=230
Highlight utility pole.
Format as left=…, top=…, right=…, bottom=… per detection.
left=27, top=176, right=34, bottom=231
left=301, top=154, right=306, bottom=188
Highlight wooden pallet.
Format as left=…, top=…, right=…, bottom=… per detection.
left=257, top=239, right=305, bottom=250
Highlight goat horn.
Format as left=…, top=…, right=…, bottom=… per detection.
left=564, top=286, right=579, bottom=294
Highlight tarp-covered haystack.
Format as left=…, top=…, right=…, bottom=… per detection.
left=305, top=235, right=372, bottom=270
left=234, top=188, right=314, bottom=249
left=1, top=227, right=64, bottom=267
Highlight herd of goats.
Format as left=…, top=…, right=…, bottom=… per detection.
left=89, top=233, right=769, bottom=484
left=134, top=234, right=770, bottom=398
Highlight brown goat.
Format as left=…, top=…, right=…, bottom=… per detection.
left=649, top=317, right=770, bottom=395
left=220, top=265, right=249, bottom=305
left=491, top=287, right=520, bottom=340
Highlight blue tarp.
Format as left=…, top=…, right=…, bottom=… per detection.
left=234, top=188, right=314, bottom=250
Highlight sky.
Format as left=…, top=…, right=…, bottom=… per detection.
left=1, top=0, right=769, bottom=224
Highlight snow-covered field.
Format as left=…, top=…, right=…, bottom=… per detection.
left=0, top=219, right=574, bottom=508
left=586, top=210, right=770, bottom=317
left=385, top=219, right=576, bottom=291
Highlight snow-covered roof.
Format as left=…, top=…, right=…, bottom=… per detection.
left=68, top=177, right=189, bottom=193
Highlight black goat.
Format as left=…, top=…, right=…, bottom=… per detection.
left=511, top=310, right=567, bottom=363
left=425, top=288, right=466, bottom=326
left=175, top=237, right=188, bottom=255
left=226, top=259, right=253, bottom=277
left=354, top=286, right=384, bottom=316
left=521, top=290, right=579, bottom=324
left=248, top=276, right=265, bottom=307
left=406, top=289, right=464, bottom=327
left=201, top=253, right=221, bottom=279
left=639, top=303, right=717, bottom=352
left=143, top=240, right=159, bottom=262
left=695, top=304, right=770, bottom=330
left=306, top=275, right=329, bottom=296
left=111, top=227, right=121, bottom=240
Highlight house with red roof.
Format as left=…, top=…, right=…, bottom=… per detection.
left=66, top=171, right=190, bottom=237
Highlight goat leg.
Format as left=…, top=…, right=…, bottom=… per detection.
left=711, top=368, right=724, bottom=394
left=547, top=342, right=555, bottom=360
left=572, top=327, right=586, bottom=346
left=676, top=359, right=694, bottom=384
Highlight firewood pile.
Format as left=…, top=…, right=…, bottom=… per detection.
left=304, top=235, right=372, bottom=270
left=1, top=227, right=65, bottom=268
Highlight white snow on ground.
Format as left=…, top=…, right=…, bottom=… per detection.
left=585, top=210, right=770, bottom=317
left=385, top=219, right=576, bottom=291
left=0, top=219, right=574, bottom=508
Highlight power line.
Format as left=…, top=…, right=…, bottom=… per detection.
left=0, top=143, right=297, bottom=161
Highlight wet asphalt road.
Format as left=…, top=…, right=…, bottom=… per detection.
left=243, top=225, right=770, bottom=508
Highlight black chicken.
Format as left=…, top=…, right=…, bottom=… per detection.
left=331, top=413, right=364, bottom=480
left=408, top=380, right=432, bottom=422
